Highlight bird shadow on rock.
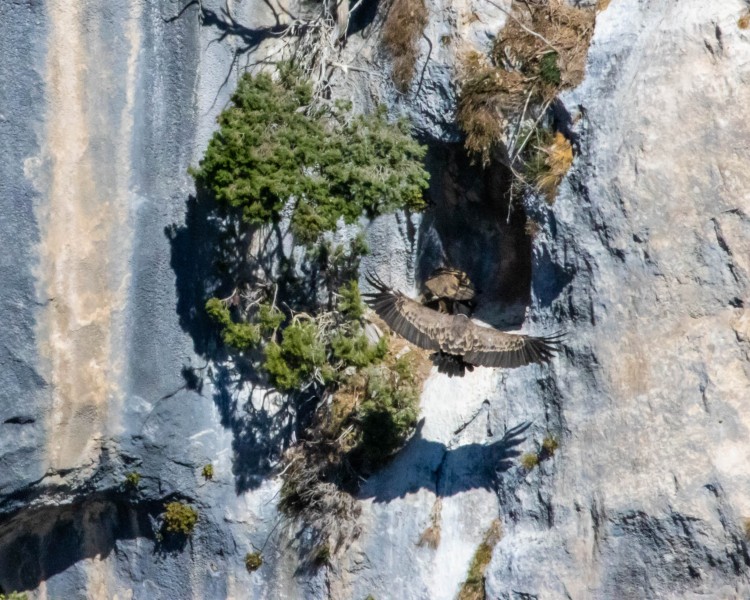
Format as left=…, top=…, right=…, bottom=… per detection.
left=359, top=420, right=531, bottom=503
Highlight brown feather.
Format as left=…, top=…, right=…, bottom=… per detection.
left=363, top=274, right=561, bottom=369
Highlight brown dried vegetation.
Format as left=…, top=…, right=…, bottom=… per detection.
left=383, top=0, right=429, bottom=91
left=457, top=0, right=595, bottom=165
left=457, top=520, right=503, bottom=600
left=533, top=131, right=574, bottom=203
left=418, top=498, right=443, bottom=549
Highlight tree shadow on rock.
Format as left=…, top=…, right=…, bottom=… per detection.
left=167, top=194, right=316, bottom=494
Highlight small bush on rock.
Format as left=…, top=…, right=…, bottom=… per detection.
left=458, top=520, right=503, bottom=600
left=191, top=69, right=428, bottom=245
left=520, top=452, right=540, bottom=471
left=245, top=551, right=263, bottom=571
left=163, top=502, right=198, bottom=536
left=124, top=471, right=141, bottom=490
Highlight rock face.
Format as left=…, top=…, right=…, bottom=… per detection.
left=2, top=0, right=750, bottom=598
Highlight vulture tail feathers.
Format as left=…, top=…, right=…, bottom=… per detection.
left=430, top=352, right=473, bottom=377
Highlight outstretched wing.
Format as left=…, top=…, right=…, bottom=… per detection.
left=364, top=272, right=562, bottom=369
left=460, top=324, right=563, bottom=368
left=362, top=273, right=447, bottom=351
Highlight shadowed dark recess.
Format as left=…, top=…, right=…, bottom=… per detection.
left=417, top=143, right=533, bottom=326
left=0, top=493, right=188, bottom=594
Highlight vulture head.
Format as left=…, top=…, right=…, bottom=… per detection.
left=363, top=273, right=562, bottom=377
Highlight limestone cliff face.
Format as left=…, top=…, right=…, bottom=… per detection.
left=2, top=0, right=750, bottom=599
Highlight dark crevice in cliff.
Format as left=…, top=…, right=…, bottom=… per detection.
left=417, top=143, right=532, bottom=327
left=0, top=490, right=195, bottom=593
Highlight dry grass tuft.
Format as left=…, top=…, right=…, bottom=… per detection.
left=418, top=498, right=443, bottom=549
left=458, top=520, right=503, bottom=600
left=534, top=132, right=573, bottom=202
left=494, top=0, right=596, bottom=97
left=383, top=0, right=429, bottom=91
left=456, top=52, right=527, bottom=165
left=596, top=0, right=612, bottom=13
left=520, top=452, right=540, bottom=471
left=524, top=218, right=541, bottom=238
left=739, top=12, right=750, bottom=29
left=457, top=0, right=595, bottom=164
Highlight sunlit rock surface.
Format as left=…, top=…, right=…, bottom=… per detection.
left=1, top=0, right=750, bottom=598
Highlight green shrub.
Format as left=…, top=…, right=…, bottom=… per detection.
left=163, top=502, right=199, bottom=536
left=202, top=464, right=214, bottom=480
left=257, top=303, right=285, bottom=334
left=355, top=357, right=420, bottom=469
left=337, top=280, right=365, bottom=321
left=190, top=70, right=428, bottom=245
left=263, top=321, right=330, bottom=391
left=205, top=298, right=261, bottom=351
left=245, top=551, right=263, bottom=571
left=331, top=326, right=388, bottom=368
left=124, top=471, right=141, bottom=489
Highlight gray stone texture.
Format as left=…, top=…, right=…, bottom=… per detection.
left=1, top=0, right=750, bottom=598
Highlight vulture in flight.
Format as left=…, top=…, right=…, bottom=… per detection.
left=363, top=273, right=562, bottom=377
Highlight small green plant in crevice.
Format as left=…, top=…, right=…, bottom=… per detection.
left=124, top=471, right=141, bottom=490
left=541, top=435, right=559, bottom=458
left=245, top=551, right=263, bottom=572
left=521, top=434, right=560, bottom=471
left=313, top=543, right=332, bottom=566
left=520, top=452, right=540, bottom=471
left=458, top=520, right=503, bottom=600
left=0, top=593, right=29, bottom=600
left=538, top=52, right=562, bottom=86
left=162, top=502, right=199, bottom=536
left=202, top=464, right=214, bottom=480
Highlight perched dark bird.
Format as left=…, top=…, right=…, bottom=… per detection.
left=422, top=267, right=476, bottom=315
left=363, top=273, right=562, bottom=377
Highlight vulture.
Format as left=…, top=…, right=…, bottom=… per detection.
left=363, top=273, right=562, bottom=377
left=422, top=267, right=476, bottom=315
